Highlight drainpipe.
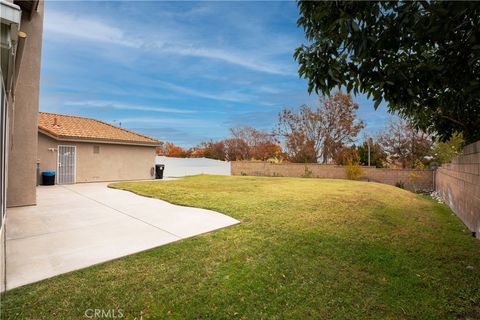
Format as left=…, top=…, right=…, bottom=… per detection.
left=13, top=31, right=27, bottom=93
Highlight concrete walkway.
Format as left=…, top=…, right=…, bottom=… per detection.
left=5, top=182, right=239, bottom=290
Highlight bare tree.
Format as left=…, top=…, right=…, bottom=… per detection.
left=228, top=126, right=280, bottom=161
left=198, top=126, right=282, bottom=162
left=285, top=131, right=317, bottom=163
left=277, top=92, right=364, bottom=163
left=377, top=118, right=433, bottom=168
left=199, top=141, right=227, bottom=161
left=224, top=138, right=249, bottom=161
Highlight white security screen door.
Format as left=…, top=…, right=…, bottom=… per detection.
left=57, top=145, right=76, bottom=184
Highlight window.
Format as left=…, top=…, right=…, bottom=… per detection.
left=93, top=145, right=100, bottom=154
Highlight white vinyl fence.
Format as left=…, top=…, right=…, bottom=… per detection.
left=156, top=156, right=231, bottom=177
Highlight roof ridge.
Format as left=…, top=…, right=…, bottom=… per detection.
left=39, top=111, right=98, bottom=121
left=94, top=118, right=159, bottom=143
left=39, top=111, right=159, bottom=143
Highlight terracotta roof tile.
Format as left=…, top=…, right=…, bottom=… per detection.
left=38, top=112, right=160, bottom=145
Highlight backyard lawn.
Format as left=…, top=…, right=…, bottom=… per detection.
left=2, top=175, right=479, bottom=319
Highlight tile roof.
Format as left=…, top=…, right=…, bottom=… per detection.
left=38, top=112, right=160, bottom=146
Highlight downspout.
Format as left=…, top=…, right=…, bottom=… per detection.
left=7, top=31, right=26, bottom=153
left=9, top=31, right=27, bottom=154
left=13, top=31, right=27, bottom=93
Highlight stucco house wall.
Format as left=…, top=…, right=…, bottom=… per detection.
left=38, top=133, right=156, bottom=183
left=7, top=0, right=44, bottom=207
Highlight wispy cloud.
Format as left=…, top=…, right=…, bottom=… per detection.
left=131, top=127, right=211, bottom=146
left=157, top=44, right=294, bottom=76
left=64, top=100, right=195, bottom=114
left=44, top=10, right=140, bottom=48
left=256, top=85, right=283, bottom=94
left=44, top=9, right=294, bottom=76
left=225, top=109, right=280, bottom=129
left=155, top=81, right=254, bottom=103
left=117, top=117, right=221, bottom=128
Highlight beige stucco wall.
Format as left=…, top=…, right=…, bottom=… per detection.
left=7, top=1, right=44, bottom=207
left=38, top=133, right=156, bottom=183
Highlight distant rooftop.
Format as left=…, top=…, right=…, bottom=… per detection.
left=38, top=112, right=160, bottom=146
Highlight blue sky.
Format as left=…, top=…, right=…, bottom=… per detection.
left=40, top=1, right=391, bottom=147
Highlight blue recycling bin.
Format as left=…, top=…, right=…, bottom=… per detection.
left=42, top=171, right=56, bottom=185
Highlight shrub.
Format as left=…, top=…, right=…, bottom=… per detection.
left=301, top=165, right=313, bottom=178
left=407, top=160, right=427, bottom=192
left=267, top=157, right=282, bottom=164
left=395, top=181, right=405, bottom=189
left=345, top=159, right=363, bottom=180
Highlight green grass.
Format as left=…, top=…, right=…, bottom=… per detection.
left=2, top=175, right=480, bottom=319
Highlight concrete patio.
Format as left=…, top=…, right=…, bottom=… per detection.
left=5, top=182, right=239, bottom=290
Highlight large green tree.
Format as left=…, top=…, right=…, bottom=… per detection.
left=431, top=132, right=464, bottom=164
left=357, top=140, right=387, bottom=168
left=295, top=1, right=480, bottom=143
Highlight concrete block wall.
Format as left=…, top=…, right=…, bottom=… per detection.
left=231, top=162, right=434, bottom=192
left=436, top=140, right=480, bottom=237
